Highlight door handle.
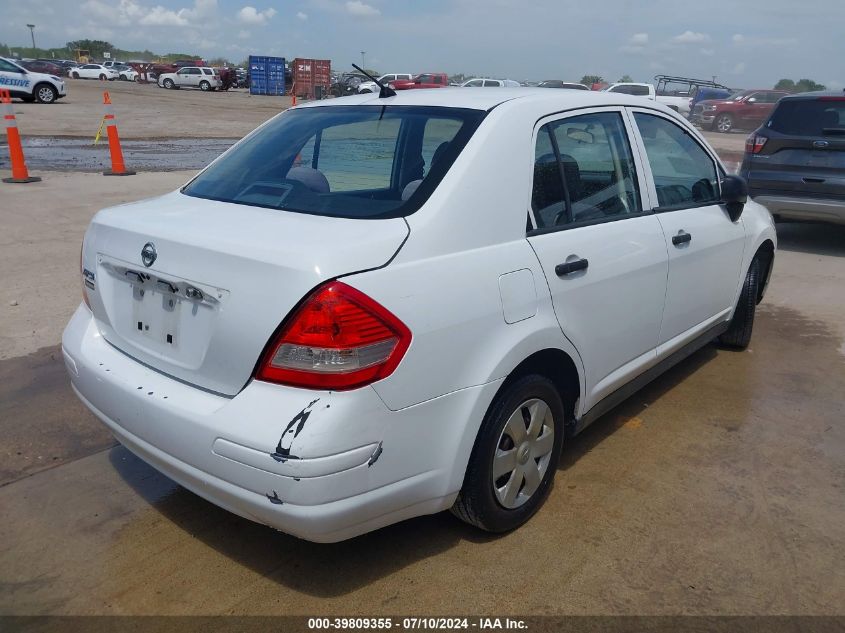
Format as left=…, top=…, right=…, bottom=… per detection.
left=672, top=231, right=692, bottom=246
left=802, top=177, right=825, bottom=184
left=555, top=258, right=588, bottom=276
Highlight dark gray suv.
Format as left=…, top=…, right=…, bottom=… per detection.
left=740, top=91, right=845, bottom=224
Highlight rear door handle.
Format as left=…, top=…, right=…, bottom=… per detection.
left=803, top=177, right=825, bottom=184
left=672, top=231, right=692, bottom=246
left=555, top=258, right=588, bottom=276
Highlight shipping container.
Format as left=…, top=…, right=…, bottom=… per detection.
left=292, top=58, right=331, bottom=100
left=249, top=55, right=286, bottom=96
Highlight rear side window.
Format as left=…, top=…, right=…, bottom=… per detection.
left=767, top=99, right=845, bottom=136
left=183, top=106, right=485, bottom=219
left=531, top=112, right=641, bottom=229
left=633, top=112, right=719, bottom=208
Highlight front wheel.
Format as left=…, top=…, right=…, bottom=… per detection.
left=199, top=80, right=210, bottom=91
left=714, top=113, right=734, bottom=133
left=34, top=83, right=58, bottom=104
left=452, top=374, right=564, bottom=533
left=99, top=73, right=106, bottom=81
left=163, top=79, right=174, bottom=89
left=719, top=259, right=760, bottom=349
left=71, top=71, right=80, bottom=79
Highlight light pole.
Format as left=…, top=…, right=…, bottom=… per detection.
left=360, top=51, right=366, bottom=70
left=26, top=24, right=36, bottom=50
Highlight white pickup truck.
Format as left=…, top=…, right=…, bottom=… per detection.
left=605, top=82, right=691, bottom=115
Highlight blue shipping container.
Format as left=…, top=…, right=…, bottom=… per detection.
left=249, top=55, right=286, bottom=96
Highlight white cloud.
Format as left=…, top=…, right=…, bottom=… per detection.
left=732, top=62, right=747, bottom=74
left=82, top=0, right=217, bottom=28
left=732, top=33, right=744, bottom=43
left=297, top=11, right=308, bottom=20
left=238, top=29, right=250, bottom=39
left=629, top=33, right=648, bottom=45
left=671, top=30, right=710, bottom=44
left=345, top=1, right=380, bottom=16
left=237, top=6, right=278, bottom=25
left=619, top=45, right=646, bottom=55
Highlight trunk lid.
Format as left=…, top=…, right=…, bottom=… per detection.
left=83, top=191, right=409, bottom=396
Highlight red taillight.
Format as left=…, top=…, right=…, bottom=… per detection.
left=745, top=134, right=768, bottom=154
left=256, top=281, right=412, bottom=390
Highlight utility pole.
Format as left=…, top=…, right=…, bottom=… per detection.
left=26, top=24, right=36, bottom=49
left=360, top=51, right=366, bottom=70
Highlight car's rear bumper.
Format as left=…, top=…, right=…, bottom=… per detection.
left=751, top=195, right=845, bottom=224
left=62, top=305, right=495, bottom=541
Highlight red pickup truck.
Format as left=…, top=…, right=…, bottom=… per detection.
left=389, top=73, right=449, bottom=90
left=690, top=89, right=790, bottom=133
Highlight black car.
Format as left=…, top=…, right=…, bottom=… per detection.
left=330, top=73, right=368, bottom=97
left=740, top=91, right=845, bottom=225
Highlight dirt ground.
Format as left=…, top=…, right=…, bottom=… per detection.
left=0, top=169, right=843, bottom=616
left=3, top=78, right=291, bottom=140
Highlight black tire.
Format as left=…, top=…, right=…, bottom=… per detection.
left=99, top=73, right=106, bottom=81
left=33, top=83, right=58, bottom=104
left=714, top=113, right=734, bottom=133
left=119, top=75, right=127, bottom=81
left=452, top=374, right=564, bottom=533
left=163, top=79, right=174, bottom=89
left=71, top=71, right=79, bottom=79
left=719, top=259, right=760, bottom=349
left=199, top=80, right=210, bottom=91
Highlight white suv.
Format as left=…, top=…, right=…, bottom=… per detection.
left=158, top=67, right=221, bottom=91
left=0, top=57, right=66, bottom=103
left=64, top=89, right=776, bottom=542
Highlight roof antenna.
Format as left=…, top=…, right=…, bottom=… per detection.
left=352, top=64, right=396, bottom=98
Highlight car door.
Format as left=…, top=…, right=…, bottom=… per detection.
left=526, top=108, right=669, bottom=409
left=628, top=109, right=746, bottom=355
left=0, top=58, right=30, bottom=94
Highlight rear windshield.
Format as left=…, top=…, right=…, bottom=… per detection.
left=183, top=105, right=485, bottom=218
left=767, top=99, right=845, bottom=136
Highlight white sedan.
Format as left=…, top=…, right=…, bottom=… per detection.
left=69, top=64, right=119, bottom=81
left=113, top=65, right=139, bottom=81
left=64, top=88, right=775, bottom=542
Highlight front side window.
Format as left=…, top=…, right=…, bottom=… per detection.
left=0, top=59, right=22, bottom=72
left=467, top=80, right=482, bottom=87
left=531, top=111, right=641, bottom=229
left=416, top=74, right=432, bottom=83
left=183, top=106, right=485, bottom=219
left=483, top=80, right=500, bottom=87
left=633, top=112, right=719, bottom=208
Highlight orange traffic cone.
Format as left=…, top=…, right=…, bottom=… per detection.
left=102, top=91, right=135, bottom=176
left=1, top=89, right=41, bottom=184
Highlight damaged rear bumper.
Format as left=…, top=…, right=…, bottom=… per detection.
left=62, top=305, right=497, bottom=542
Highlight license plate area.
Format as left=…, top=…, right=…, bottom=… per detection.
left=132, top=281, right=182, bottom=348
left=95, top=255, right=228, bottom=371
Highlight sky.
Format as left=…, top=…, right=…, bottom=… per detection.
left=1, top=0, right=841, bottom=89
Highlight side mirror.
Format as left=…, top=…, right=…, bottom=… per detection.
left=721, top=175, right=748, bottom=222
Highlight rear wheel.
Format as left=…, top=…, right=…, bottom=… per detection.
left=719, top=259, right=760, bottom=349
left=71, top=71, right=80, bottom=79
left=714, top=113, right=734, bottom=133
left=452, top=374, right=564, bottom=533
left=199, top=80, right=210, bottom=91
left=34, top=83, right=57, bottom=104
